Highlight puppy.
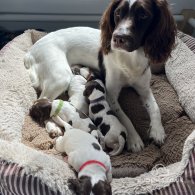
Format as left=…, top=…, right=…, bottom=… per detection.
left=54, top=122, right=112, bottom=195
left=68, top=66, right=93, bottom=114
left=84, top=79, right=127, bottom=156
left=29, top=98, right=102, bottom=140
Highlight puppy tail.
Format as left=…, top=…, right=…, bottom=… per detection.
left=24, top=53, right=40, bottom=89
left=109, top=135, right=125, bottom=156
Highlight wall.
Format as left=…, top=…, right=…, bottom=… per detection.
left=0, top=0, right=194, bottom=31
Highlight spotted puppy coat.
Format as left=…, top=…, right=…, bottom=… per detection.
left=84, top=79, right=127, bottom=156
left=29, top=98, right=101, bottom=140
left=54, top=122, right=112, bottom=195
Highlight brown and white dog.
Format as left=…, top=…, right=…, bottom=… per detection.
left=24, top=0, right=176, bottom=152
left=84, top=79, right=127, bottom=156
left=29, top=98, right=102, bottom=140
left=54, top=122, right=112, bottom=195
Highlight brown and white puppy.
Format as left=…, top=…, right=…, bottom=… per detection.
left=54, top=122, right=112, bottom=195
left=84, top=79, right=127, bottom=156
left=29, top=98, right=102, bottom=140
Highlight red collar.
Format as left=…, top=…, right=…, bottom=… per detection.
left=79, top=160, right=107, bottom=172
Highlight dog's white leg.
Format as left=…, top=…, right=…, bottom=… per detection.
left=39, top=55, right=73, bottom=100
left=40, top=72, right=72, bottom=100
left=106, top=83, right=144, bottom=152
left=134, top=71, right=165, bottom=144
left=135, top=86, right=165, bottom=144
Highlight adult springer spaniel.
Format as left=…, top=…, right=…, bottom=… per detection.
left=24, top=0, right=176, bottom=153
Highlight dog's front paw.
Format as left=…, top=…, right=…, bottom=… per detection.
left=149, top=124, right=165, bottom=145
left=127, top=135, right=144, bottom=153
left=49, top=130, right=63, bottom=139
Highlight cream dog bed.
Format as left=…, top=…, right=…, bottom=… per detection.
left=0, top=30, right=195, bottom=194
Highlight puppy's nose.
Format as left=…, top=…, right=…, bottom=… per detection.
left=113, top=34, right=126, bottom=45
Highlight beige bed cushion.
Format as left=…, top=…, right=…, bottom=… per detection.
left=21, top=31, right=195, bottom=177
left=0, top=29, right=195, bottom=194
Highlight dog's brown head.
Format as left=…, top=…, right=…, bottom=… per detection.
left=29, top=98, right=52, bottom=126
left=100, top=0, right=177, bottom=64
left=68, top=176, right=112, bottom=195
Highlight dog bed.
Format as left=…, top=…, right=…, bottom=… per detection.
left=0, top=29, right=195, bottom=194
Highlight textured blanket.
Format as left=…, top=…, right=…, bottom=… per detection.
left=0, top=29, right=195, bottom=194
left=20, top=30, right=195, bottom=177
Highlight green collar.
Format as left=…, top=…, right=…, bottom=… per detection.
left=53, top=100, right=64, bottom=116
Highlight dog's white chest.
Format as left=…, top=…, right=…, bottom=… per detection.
left=104, top=49, right=148, bottom=85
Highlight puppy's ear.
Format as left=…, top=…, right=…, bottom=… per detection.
left=100, top=0, right=122, bottom=54
left=72, top=67, right=81, bottom=75
left=83, top=82, right=97, bottom=97
left=68, top=178, right=81, bottom=195
left=79, top=176, right=92, bottom=195
left=144, top=0, right=177, bottom=64
left=92, top=180, right=112, bottom=195
left=29, top=99, right=52, bottom=126
left=68, top=176, right=92, bottom=195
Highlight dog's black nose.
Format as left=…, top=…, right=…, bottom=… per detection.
left=113, top=34, right=126, bottom=45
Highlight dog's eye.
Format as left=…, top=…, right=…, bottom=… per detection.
left=138, top=10, right=148, bottom=20
left=115, top=10, right=121, bottom=21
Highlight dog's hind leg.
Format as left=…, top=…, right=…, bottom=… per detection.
left=40, top=62, right=73, bottom=100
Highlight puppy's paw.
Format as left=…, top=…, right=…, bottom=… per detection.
left=45, top=121, right=63, bottom=138
left=149, top=125, right=165, bottom=145
left=127, top=135, right=144, bottom=153
left=49, top=130, right=63, bottom=139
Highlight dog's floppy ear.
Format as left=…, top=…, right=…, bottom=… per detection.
left=68, top=178, right=81, bottom=195
left=68, top=176, right=92, bottom=195
left=144, top=0, right=177, bottom=64
left=92, top=180, right=112, bottom=195
left=83, top=81, right=98, bottom=97
left=29, top=98, right=52, bottom=126
left=100, top=0, right=122, bottom=54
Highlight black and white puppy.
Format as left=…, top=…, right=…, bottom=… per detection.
left=29, top=98, right=102, bottom=140
left=54, top=122, right=112, bottom=195
left=84, top=79, right=127, bottom=156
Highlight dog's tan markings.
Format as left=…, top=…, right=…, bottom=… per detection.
left=94, top=117, right=103, bottom=126
left=100, top=123, right=110, bottom=136
left=92, top=143, right=101, bottom=151
left=76, top=109, right=88, bottom=119
left=91, top=104, right=105, bottom=114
